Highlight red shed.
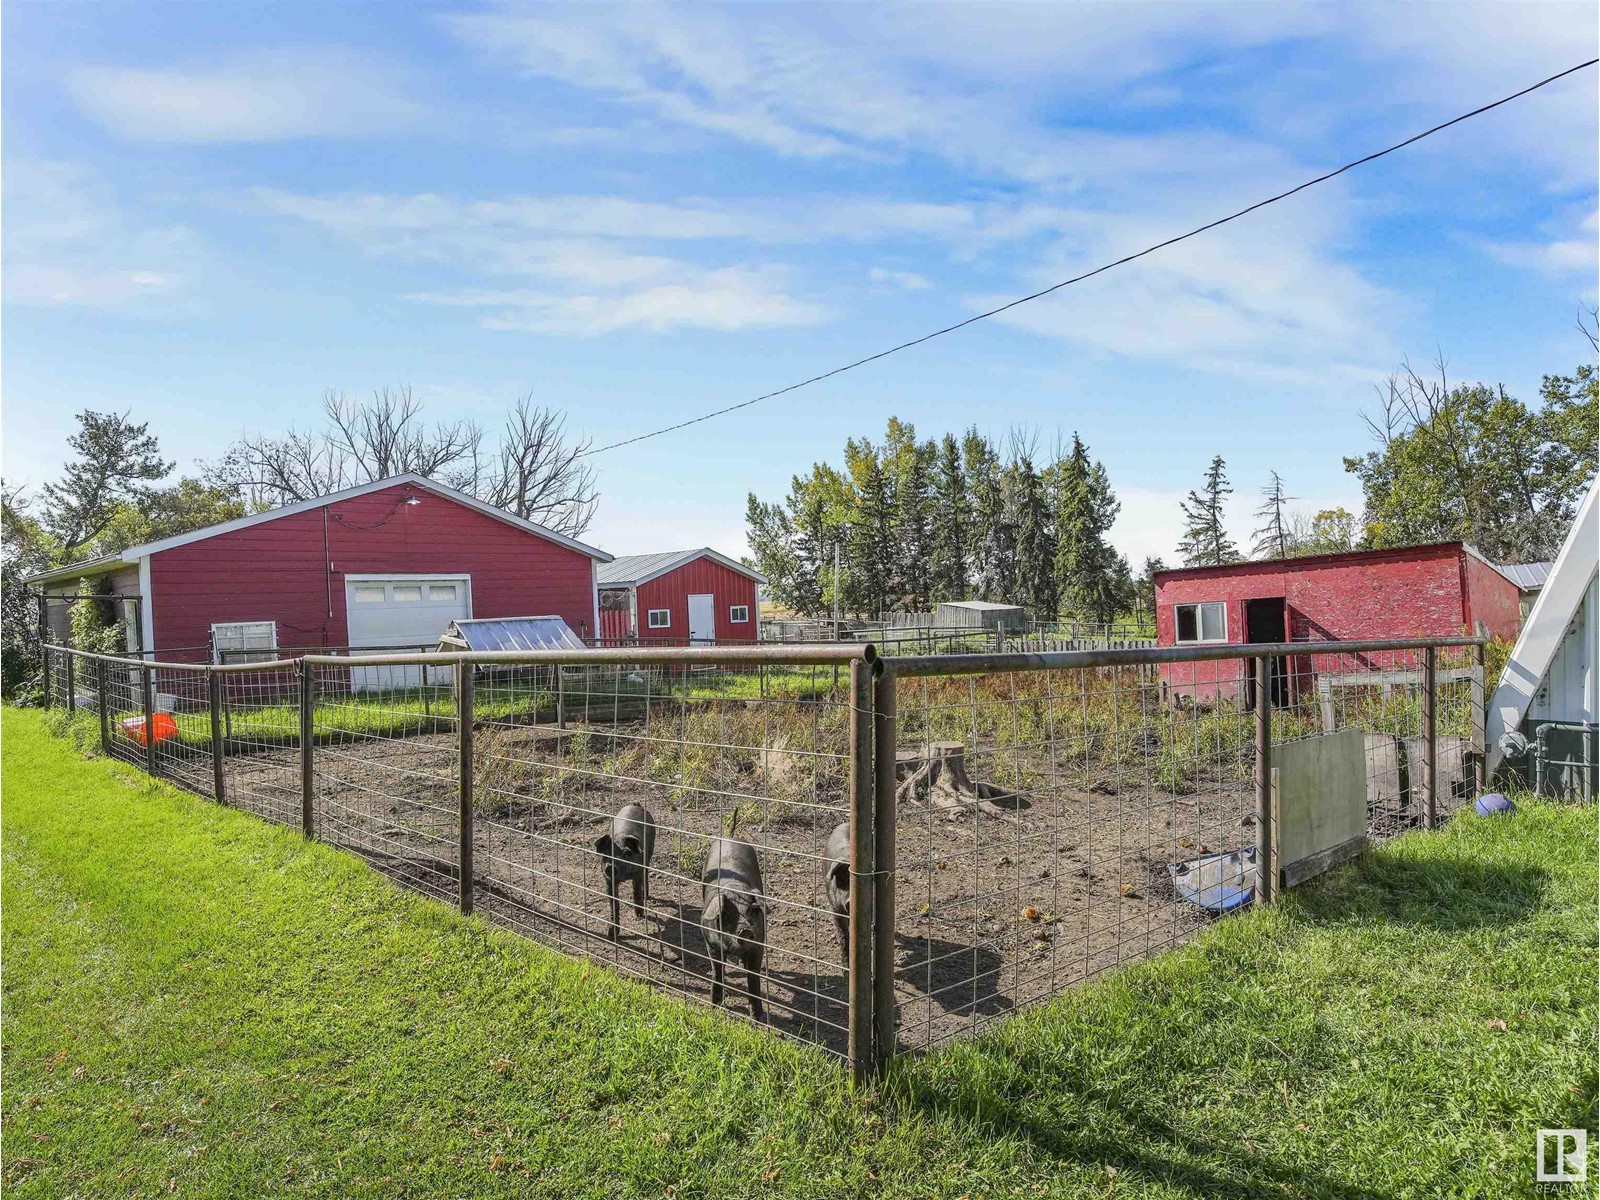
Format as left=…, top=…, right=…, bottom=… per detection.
left=596, top=549, right=763, bottom=644
left=1153, top=542, right=1522, bottom=706
left=26, top=473, right=611, bottom=660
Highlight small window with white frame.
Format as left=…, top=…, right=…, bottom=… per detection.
left=647, top=608, right=671, bottom=629
left=1174, top=602, right=1227, bottom=644
left=729, top=604, right=750, bottom=624
left=212, top=620, right=278, bottom=664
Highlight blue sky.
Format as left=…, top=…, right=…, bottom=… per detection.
left=4, top=1, right=1596, bottom=564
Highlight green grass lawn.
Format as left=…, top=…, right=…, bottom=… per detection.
left=4, top=706, right=1595, bottom=1199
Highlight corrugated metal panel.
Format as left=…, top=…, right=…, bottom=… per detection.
left=597, top=550, right=700, bottom=587
left=1529, top=571, right=1597, bottom=726
left=1499, top=561, right=1553, bottom=590
left=437, top=616, right=586, bottom=653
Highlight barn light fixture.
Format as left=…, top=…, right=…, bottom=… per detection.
left=404, top=493, right=421, bottom=507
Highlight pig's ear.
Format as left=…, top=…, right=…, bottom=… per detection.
left=828, top=862, right=851, bottom=892
left=594, top=833, right=614, bottom=857
left=702, top=892, right=724, bottom=928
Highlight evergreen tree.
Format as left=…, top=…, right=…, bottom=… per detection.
left=927, top=433, right=968, bottom=602
left=843, top=439, right=893, bottom=616
left=1050, top=433, right=1123, bottom=623
left=883, top=418, right=933, bottom=609
left=1251, top=471, right=1296, bottom=559
left=42, top=410, right=172, bottom=554
left=1005, top=445, right=1056, bottom=614
left=1136, top=556, right=1166, bottom=625
left=962, top=430, right=1008, bottom=601
left=1178, top=456, right=1240, bottom=567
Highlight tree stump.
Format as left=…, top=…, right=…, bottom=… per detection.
left=895, top=741, right=1029, bottom=817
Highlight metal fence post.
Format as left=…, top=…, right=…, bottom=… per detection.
left=1253, top=655, right=1274, bottom=905
left=871, top=662, right=897, bottom=1072
left=556, top=666, right=566, bottom=729
left=1471, top=636, right=1488, bottom=795
left=141, top=665, right=158, bottom=777
left=96, top=657, right=110, bottom=755
left=41, top=643, right=53, bottom=709
left=209, top=669, right=226, bottom=805
left=458, top=659, right=475, bottom=916
left=847, top=657, right=877, bottom=1085
left=66, top=651, right=77, bottom=715
left=1422, top=645, right=1437, bottom=829
left=299, top=661, right=315, bottom=837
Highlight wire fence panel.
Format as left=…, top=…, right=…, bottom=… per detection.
left=35, top=636, right=1503, bottom=1072
left=467, top=658, right=858, bottom=1055
left=150, top=662, right=216, bottom=798
left=888, top=656, right=1257, bottom=1052
left=219, top=665, right=304, bottom=827
left=308, top=660, right=463, bottom=905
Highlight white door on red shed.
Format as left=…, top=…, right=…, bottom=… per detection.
left=687, top=593, right=715, bottom=644
left=345, top=575, right=470, bottom=691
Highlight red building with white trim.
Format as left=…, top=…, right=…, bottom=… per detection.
left=596, top=549, right=763, bottom=644
left=27, top=474, right=612, bottom=660
left=1153, top=542, right=1522, bottom=705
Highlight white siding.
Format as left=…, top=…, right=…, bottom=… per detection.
left=1529, top=570, right=1597, bottom=726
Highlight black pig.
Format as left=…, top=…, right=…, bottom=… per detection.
left=701, top=834, right=768, bottom=1021
left=824, top=821, right=851, bottom=968
left=596, top=803, right=655, bottom=941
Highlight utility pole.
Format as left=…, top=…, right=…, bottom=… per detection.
left=833, top=541, right=842, bottom=640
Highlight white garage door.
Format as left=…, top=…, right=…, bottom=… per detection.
left=346, top=575, right=470, bottom=691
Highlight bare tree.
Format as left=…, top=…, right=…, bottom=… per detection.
left=1250, top=471, right=1296, bottom=559
left=208, top=388, right=598, bottom=536
left=465, top=397, right=598, bottom=536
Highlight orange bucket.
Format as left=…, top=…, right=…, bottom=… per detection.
left=120, top=713, right=179, bottom=745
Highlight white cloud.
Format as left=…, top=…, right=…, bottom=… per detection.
left=973, top=191, right=1402, bottom=383
left=411, top=266, right=827, bottom=335
left=66, top=49, right=420, bottom=142
left=2, top=161, right=198, bottom=311
left=1481, top=206, right=1599, bottom=276
left=868, top=267, right=932, bottom=291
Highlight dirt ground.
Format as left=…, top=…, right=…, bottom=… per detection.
left=221, top=714, right=1287, bottom=1056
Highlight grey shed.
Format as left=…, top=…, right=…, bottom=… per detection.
left=934, top=600, right=1028, bottom=632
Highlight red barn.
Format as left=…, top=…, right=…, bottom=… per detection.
left=27, top=473, right=611, bottom=660
left=596, top=549, right=763, bottom=644
left=1153, top=542, right=1522, bottom=706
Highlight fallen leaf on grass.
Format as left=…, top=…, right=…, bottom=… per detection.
left=1487, top=1018, right=1508, bottom=1032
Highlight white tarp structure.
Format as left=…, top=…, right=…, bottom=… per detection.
left=1486, top=480, right=1598, bottom=778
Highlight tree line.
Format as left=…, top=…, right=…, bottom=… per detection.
left=1179, top=335, right=1597, bottom=569
left=745, top=419, right=1157, bottom=622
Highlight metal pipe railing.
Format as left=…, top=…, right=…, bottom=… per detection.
left=886, top=635, right=1486, bottom=678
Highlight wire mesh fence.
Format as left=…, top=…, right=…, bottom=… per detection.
left=39, top=634, right=1496, bottom=1076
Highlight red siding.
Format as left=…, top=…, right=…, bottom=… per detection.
left=148, top=484, right=598, bottom=652
left=598, top=590, right=633, bottom=641
left=1461, top=552, right=1522, bottom=641
left=1152, top=543, right=1516, bottom=704
left=633, top=557, right=760, bottom=643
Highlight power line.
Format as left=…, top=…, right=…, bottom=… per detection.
left=582, top=58, right=1598, bottom=458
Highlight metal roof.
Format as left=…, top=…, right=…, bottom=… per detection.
left=1497, top=561, right=1553, bottom=590
left=23, top=554, right=127, bottom=587
left=596, top=547, right=764, bottom=587
left=938, top=600, right=1024, bottom=612
left=437, top=616, right=586, bottom=653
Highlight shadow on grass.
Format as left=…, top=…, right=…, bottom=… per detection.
left=1293, top=844, right=1549, bottom=932
left=889, top=842, right=1556, bottom=1198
